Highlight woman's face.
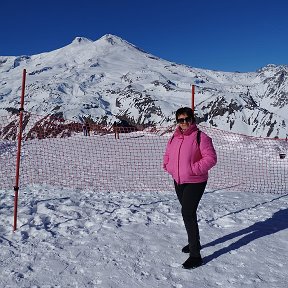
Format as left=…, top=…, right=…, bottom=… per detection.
left=177, top=113, right=192, bottom=131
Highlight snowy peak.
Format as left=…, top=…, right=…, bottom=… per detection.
left=98, top=34, right=125, bottom=45
left=95, top=34, right=149, bottom=55
left=257, top=64, right=288, bottom=76
left=97, top=34, right=138, bottom=48
left=71, top=37, right=93, bottom=45
left=94, top=34, right=128, bottom=49
left=259, top=63, right=288, bottom=71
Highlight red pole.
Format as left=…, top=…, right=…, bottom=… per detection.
left=192, top=84, right=195, bottom=112
left=13, top=69, right=26, bottom=231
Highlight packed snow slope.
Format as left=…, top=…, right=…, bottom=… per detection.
left=0, top=186, right=287, bottom=287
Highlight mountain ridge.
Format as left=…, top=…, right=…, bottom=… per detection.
left=0, top=34, right=287, bottom=138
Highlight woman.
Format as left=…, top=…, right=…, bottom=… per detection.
left=163, top=107, right=217, bottom=269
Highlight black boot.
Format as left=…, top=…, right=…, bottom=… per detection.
left=182, top=244, right=190, bottom=253
left=182, top=256, right=203, bottom=269
left=182, top=242, right=201, bottom=253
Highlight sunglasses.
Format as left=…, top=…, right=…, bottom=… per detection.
left=177, top=117, right=192, bottom=124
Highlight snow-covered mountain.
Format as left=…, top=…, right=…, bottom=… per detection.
left=0, top=34, right=288, bottom=138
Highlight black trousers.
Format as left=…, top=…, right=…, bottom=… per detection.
left=174, top=181, right=207, bottom=257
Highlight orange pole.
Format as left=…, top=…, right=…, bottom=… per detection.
left=192, top=84, right=195, bottom=112
left=13, top=69, right=26, bottom=231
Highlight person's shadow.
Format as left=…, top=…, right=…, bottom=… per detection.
left=202, top=208, right=288, bottom=264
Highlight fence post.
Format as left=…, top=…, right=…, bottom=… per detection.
left=13, top=69, right=26, bottom=231
left=192, top=84, right=195, bottom=112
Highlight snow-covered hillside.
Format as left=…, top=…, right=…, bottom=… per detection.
left=0, top=34, right=288, bottom=137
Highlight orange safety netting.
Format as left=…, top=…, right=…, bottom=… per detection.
left=1, top=114, right=287, bottom=194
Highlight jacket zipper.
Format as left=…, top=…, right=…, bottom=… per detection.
left=177, top=138, right=184, bottom=184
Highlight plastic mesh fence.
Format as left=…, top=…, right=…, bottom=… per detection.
left=1, top=114, right=288, bottom=194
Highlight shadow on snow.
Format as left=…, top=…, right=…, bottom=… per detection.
left=203, top=208, right=288, bottom=264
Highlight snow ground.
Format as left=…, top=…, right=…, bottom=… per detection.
left=0, top=186, right=287, bottom=288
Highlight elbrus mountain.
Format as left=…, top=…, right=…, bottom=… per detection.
left=0, top=34, right=287, bottom=138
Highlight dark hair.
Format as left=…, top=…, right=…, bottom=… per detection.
left=175, top=107, right=195, bottom=123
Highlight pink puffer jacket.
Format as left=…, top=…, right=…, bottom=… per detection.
left=163, top=124, right=217, bottom=184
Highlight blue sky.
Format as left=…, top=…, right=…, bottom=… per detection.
left=1, top=0, right=288, bottom=72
